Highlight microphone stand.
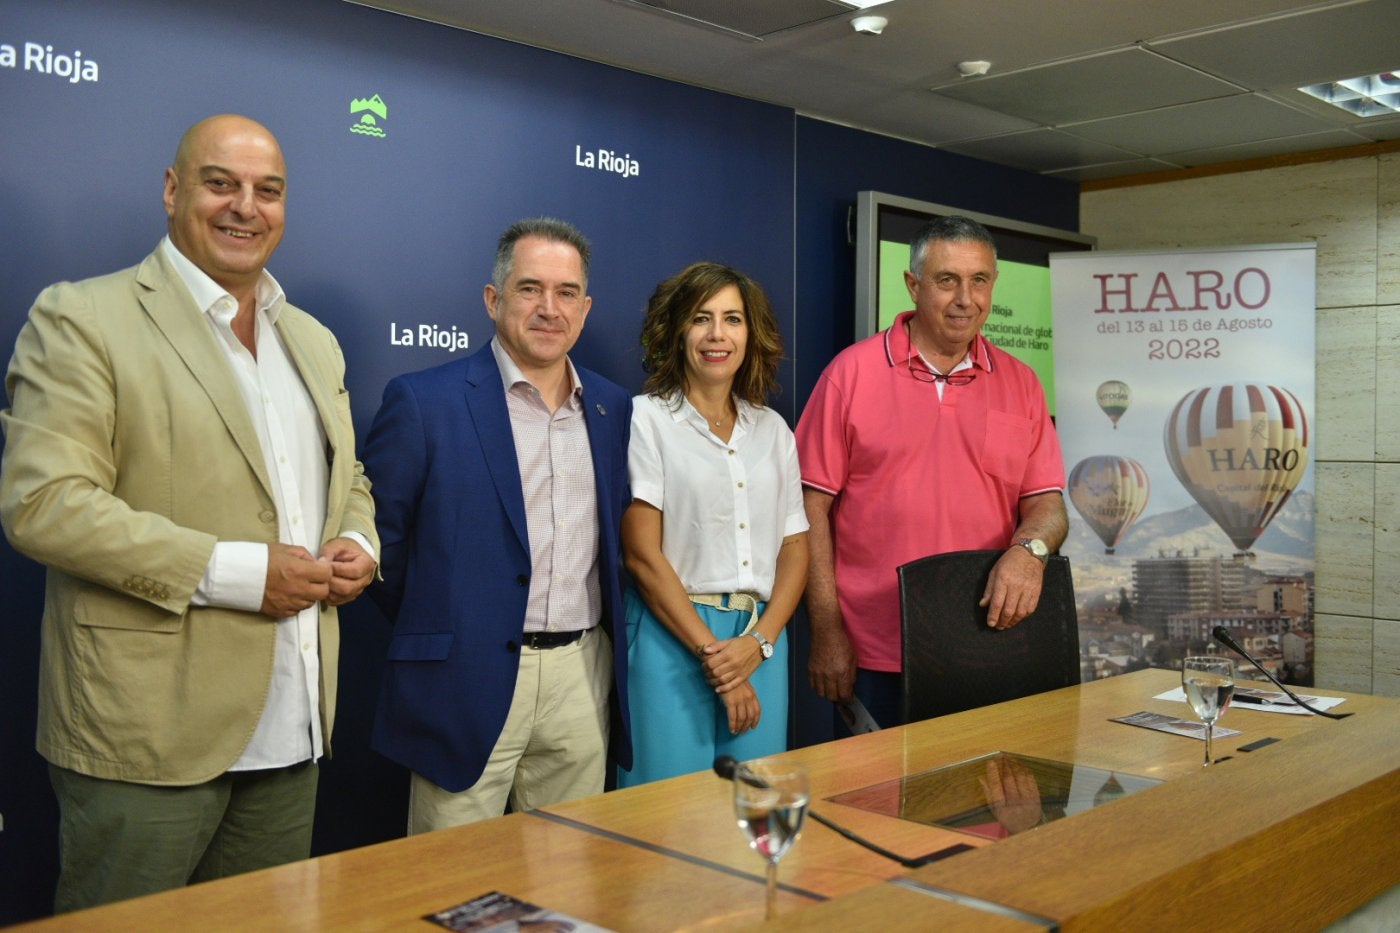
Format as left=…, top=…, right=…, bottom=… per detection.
left=1211, top=626, right=1351, bottom=720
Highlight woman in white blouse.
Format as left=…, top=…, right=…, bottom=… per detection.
left=617, top=262, right=809, bottom=787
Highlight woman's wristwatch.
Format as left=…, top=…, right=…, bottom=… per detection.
left=749, top=631, right=774, bottom=660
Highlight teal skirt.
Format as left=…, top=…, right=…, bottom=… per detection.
left=616, top=587, right=789, bottom=788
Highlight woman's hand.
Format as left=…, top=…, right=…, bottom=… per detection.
left=721, top=680, right=762, bottom=734
left=701, top=635, right=764, bottom=693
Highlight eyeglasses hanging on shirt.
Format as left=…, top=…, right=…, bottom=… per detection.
left=905, top=351, right=977, bottom=386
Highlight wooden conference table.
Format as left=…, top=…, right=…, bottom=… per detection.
left=15, top=669, right=1399, bottom=932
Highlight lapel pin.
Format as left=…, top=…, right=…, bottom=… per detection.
left=595, top=403, right=607, bottom=416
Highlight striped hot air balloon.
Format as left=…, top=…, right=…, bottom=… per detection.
left=1095, top=380, right=1130, bottom=429
left=1068, top=455, right=1150, bottom=554
left=1162, top=383, right=1309, bottom=555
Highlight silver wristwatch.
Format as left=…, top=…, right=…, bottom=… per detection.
left=1015, top=537, right=1049, bottom=563
left=749, top=631, right=774, bottom=660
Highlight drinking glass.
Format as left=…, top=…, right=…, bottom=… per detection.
left=1181, top=655, right=1235, bottom=767
left=732, top=758, right=809, bottom=921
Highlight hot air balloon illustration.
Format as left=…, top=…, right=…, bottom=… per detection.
left=1095, top=380, right=1130, bottom=429
left=1068, top=455, right=1150, bottom=554
left=1163, top=383, right=1309, bottom=556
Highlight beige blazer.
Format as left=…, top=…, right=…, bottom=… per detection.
left=0, top=245, right=378, bottom=785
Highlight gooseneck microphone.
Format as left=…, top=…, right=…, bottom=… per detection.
left=714, top=754, right=762, bottom=786
left=1211, top=626, right=1351, bottom=720
left=713, top=756, right=963, bottom=868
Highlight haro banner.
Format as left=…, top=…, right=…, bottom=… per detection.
left=1051, top=244, right=1317, bottom=685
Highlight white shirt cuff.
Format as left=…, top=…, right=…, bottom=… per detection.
left=193, top=541, right=269, bottom=612
left=339, top=531, right=377, bottom=564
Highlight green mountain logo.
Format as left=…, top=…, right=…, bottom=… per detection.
left=350, top=94, right=387, bottom=138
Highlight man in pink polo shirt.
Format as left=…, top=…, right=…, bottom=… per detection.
left=795, top=215, right=1068, bottom=729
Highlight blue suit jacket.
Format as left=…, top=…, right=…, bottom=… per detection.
left=362, top=346, right=633, bottom=792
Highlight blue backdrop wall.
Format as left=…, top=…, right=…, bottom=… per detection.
left=0, top=0, right=1076, bottom=921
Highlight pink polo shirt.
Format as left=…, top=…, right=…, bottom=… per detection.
left=795, top=311, right=1065, bottom=672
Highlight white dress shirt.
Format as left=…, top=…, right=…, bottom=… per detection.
left=627, top=392, right=807, bottom=601
left=164, top=236, right=344, bottom=770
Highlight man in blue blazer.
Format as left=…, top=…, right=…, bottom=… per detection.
left=363, top=217, right=632, bottom=831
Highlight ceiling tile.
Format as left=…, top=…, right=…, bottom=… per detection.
left=845, top=91, right=1040, bottom=146
left=1163, top=129, right=1377, bottom=166
left=612, top=0, right=852, bottom=39
left=1046, top=158, right=1185, bottom=182
left=1349, top=115, right=1400, bottom=143
left=939, top=128, right=1139, bottom=172
left=1063, top=94, right=1341, bottom=154
left=1154, top=0, right=1400, bottom=90
left=929, top=47, right=1244, bottom=126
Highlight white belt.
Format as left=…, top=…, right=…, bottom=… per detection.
left=688, top=592, right=762, bottom=635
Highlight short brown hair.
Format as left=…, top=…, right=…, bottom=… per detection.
left=639, top=262, right=783, bottom=406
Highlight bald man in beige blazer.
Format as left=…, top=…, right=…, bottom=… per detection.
left=0, top=115, right=377, bottom=913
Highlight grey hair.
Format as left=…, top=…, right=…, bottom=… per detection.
left=492, top=217, right=592, bottom=291
left=909, top=215, right=998, bottom=277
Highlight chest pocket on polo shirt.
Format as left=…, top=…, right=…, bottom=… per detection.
left=981, top=409, right=1034, bottom=487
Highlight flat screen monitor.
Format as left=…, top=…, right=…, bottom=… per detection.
left=853, top=191, right=1095, bottom=413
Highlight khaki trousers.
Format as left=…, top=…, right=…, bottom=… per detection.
left=409, top=626, right=612, bottom=833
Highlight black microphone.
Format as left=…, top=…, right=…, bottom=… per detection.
left=713, top=756, right=966, bottom=869
left=1211, top=626, right=1351, bottom=720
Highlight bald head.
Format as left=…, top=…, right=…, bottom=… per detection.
left=171, top=114, right=284, bottom=177
left=163, top=115, right=288, bottom=300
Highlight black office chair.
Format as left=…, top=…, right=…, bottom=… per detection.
left=898, top=549, right=1080, bottom=723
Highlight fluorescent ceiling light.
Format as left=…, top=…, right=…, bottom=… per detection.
left=836, top=1, right=893, bottom=9
left=1298, top=71, right=1400, bottom=118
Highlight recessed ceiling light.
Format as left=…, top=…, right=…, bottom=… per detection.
left=851, top=14, right=888, bottom=35
left=1298, top=71, right=1400, bottom=118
